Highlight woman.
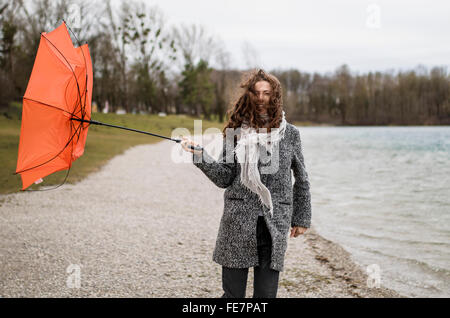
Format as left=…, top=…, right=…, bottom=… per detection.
left=180, top=69, right=312, bottom=298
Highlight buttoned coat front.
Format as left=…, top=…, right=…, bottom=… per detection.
left=192, top=122, right=311, bottom=272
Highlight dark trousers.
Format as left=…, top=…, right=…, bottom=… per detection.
left=221, top=216, right=280, bottom=298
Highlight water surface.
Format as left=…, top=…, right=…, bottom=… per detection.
left=297, top=125, right=450, bottom=297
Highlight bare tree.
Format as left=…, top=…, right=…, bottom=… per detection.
left=171, top=23, right=218, bottom=71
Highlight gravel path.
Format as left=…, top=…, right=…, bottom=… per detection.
left=0, top=134, right=404, bottom=297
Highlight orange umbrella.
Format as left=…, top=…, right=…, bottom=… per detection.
left=16, top=22, right=92, bottom=190
left=15, top=22, right=199, bottom=191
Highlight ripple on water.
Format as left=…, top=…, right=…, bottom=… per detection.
left=300, top=125, right=450, bottom=297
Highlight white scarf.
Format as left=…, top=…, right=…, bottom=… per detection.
left=234, top=111, right=287, bottom=217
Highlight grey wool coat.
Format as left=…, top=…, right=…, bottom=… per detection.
left=192, top=122, right=311, bottom=272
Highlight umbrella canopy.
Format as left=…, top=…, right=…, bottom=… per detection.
left=15, top=22, right=199, bottom=191
left=15, top=22, right=93, bottom=190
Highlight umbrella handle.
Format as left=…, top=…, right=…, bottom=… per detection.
left=187, top=144, right=203, bottom=151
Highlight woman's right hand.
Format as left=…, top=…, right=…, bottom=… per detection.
left=180, top=136, right=203, bottom=155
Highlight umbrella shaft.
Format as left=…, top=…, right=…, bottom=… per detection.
left=71, top=118, right=181, bottom=142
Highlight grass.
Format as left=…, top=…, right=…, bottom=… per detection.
left=0, top=102, right=225, bottom=194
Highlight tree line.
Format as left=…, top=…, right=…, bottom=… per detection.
left=1, top=0, right=449, bottom=125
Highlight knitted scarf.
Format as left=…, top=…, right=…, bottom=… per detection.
left=234, top=110, right=287, bottom=217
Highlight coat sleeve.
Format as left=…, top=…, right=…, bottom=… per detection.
left=192, top=138, right=237, bottom=189
left=290, top=128, right=312, bottom=228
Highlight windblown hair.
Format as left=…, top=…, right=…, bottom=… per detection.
left=222, top=69, right=283, bottom=138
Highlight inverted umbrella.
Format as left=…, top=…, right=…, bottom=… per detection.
left=15, top=22, right=201, bottom=190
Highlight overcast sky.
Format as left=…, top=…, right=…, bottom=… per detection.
left=143, top=0, right=449, bottom=74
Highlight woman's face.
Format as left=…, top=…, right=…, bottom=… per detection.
left=252, top=80, right=272, bottom=113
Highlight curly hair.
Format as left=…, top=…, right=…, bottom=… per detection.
left=222, top=69, right=283, bottom=138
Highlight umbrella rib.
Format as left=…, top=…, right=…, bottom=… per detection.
left=23, top=97, right=82, bottom=120
left=65, top=21, right=89, bottom=120
left=22, top=165, right=72, bottom=192
left=15, top=121, right=84, bottom=175
left=63, top=75, right=84, bottom=120
left=41, top=33, right=84, bottom=119
left=70, top=113, right=83, bottom=145
left=22, top=116, right=79, bottom=192
left=63, top=75, right=77, bottom=117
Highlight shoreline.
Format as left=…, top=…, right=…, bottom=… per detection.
left=292, top=121, right=450, bottom=127
left=281, top=226, right=405, bottom=297
left=0, top=138, right=404, bottom=298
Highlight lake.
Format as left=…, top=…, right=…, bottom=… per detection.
left=297, top=125, right=450, bottom=298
